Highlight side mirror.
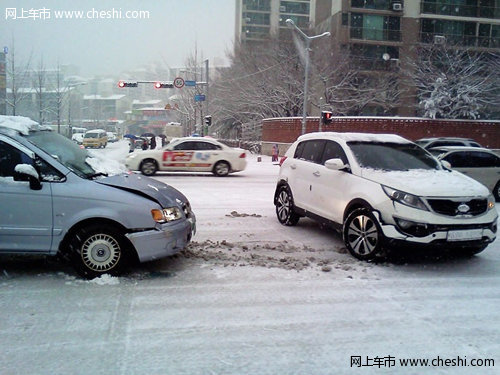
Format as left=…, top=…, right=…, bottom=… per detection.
left=14, top=164, right=42, bottom=190
left=324, top=158, right=350, bottom=171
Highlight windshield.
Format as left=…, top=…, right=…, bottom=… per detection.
left=348, top=142, right=440, bottom=171
left=84, top=132, right=100, bottom=138
left=26, top=130, right=96, bottom=178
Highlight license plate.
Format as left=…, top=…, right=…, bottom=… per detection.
left=447, top=229, right=483, bottom=242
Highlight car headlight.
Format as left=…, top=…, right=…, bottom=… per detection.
left=382, top=186, right=428, bottom=211
left=151, top=207, right=182, bottom=223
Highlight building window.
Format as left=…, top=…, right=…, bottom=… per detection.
left=279, top=15, right=309, bottom=28
left=242, top=25, right=271, bottom=39
left=479, top=0, right=500, bottom=18
left=243, top=0, right=271, bottom=12
left=350, top=44, right=400, bottom=70
left=280, top=1, right=310, bottom=15
left=421, top=19, right=486, bottom=46
left=421, top=0, right=500, bottom=18
left=350, top=13, right=401, bottom=41
left=351, top=0, right=393, bottom=11
left=243, top=12, right=270, bottom=25
left=477, top=23, right=500, bottom=47
left=342, top=13, right=349, bottom=26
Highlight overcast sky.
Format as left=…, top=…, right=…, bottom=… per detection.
left=0, top=0, right=235, bottom=77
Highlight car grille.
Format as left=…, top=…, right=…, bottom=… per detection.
left=426, top=198, right=488, bottom=217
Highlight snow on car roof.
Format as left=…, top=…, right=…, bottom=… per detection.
left=0, top=115, right=52, bottom=135
left=298, top=132, right=411, bottom=144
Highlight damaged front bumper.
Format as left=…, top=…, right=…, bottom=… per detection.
left=126, top=216, right=196, bottom=263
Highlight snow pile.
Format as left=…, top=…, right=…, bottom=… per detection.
left=85, top=141, right=130, bottom=176
left=14, top=164, right=39, bottom=178
left=86, top=151, right=127, bottom=176
left=362, top=168, right=488, bottom=196
left=88, top=274, right=120, bottom=285
left=0, top=115, right=51, bottom=135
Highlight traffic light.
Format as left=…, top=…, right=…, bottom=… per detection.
left=204, top=115, right=212, bottom=126
left=321, top=110, right=333, bottom=124
left=154, top=81, right=174, bottom=89
left=118, top=80, right=138, bottom=88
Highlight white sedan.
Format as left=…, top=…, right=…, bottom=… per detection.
left=125, top=137, right=247, bottom=177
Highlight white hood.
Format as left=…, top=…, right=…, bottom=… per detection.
left=360, top=168, right=490, bottom=197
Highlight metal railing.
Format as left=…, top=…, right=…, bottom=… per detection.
left=420, top=32, right=500, bottom=48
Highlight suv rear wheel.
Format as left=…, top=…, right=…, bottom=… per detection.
left=275, top=185, right=300, bottom=226
left=343, top=208, right=384, bottom=260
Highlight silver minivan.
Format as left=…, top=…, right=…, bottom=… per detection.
left=0, top=116, right=196, bottom=278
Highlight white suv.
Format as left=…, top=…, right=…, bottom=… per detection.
left=274, top=132, right=497, bottom=260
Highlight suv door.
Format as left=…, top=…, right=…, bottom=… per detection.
left=311, top=140, right=352, bottom=223
left=0, top=138, right=53, bottom=252
left=288, top=139, right=326, bottom=212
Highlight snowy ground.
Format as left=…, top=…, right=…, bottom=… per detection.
left=0, top=140, right=499, bottom=375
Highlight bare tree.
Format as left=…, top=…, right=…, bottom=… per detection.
left=5, top=40, right=32, bottom=116
left=210, top=37, right=408, bottom=139
left=33, top=57, right=47, bottom=124
left=210, top=39, right=304, bottom=140
left=402, top=44, right=499, bottom=119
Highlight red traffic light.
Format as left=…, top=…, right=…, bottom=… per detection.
left=118, top=80, right=138, bottom=88
left=154, top=81, right=174, bottom=89
left=321, top=110, right=333, bottom=124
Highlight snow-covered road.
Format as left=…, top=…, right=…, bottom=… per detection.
left=0, top=140, right=498, bottom=374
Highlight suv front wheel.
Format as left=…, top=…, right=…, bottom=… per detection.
left=343, top=208, right=384, bottom=260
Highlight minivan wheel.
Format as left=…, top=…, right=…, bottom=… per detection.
left=275, top=185, right=300, bottom=226
left=68, top=225, right=130, bottom=279
left=213, top=161, right=230, bottom=177
left=140, top=159, right=158, bottom=176
left=343, top=208, right=384, bottom=260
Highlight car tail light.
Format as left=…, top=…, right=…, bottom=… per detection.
left=239, top=152, right=246, bottom=158
left=279, top=156, right=287, bottom=166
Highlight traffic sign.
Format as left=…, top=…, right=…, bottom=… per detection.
left=185, top=80, right=196, bottom=87
left=194, top=94, right=205, bottom=102
left=173, top=77, right=185, bottom=88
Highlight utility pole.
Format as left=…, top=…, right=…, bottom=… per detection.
left=286, top=19, right=330, bottom=135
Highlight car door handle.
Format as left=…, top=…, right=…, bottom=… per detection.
left=290, top=164, right=297, bottom=169
left=313, top=171, right=320, bottom=177
left=213, top=153, right=219, bottom=156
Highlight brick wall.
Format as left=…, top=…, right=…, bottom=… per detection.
left=262, top=117, right=500, bottom=149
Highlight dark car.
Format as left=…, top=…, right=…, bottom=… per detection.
left=429, top=146, right=500, bottom=201
left=415, top=137, right=482, bottom=149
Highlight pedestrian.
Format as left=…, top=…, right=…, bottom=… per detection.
left=272, top=143, right=279, bottom=162
left=128, top=138, right=135, bottom=153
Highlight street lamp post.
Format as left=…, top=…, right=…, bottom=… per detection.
left=286, top=19, right=330, bottom=135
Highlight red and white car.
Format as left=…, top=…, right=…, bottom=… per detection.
left=125, top=137, right=247, bottom=177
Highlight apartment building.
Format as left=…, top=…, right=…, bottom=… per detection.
left=235, top=0, right=500, bottom=117
left=235, top=0, right=317, bottom=43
